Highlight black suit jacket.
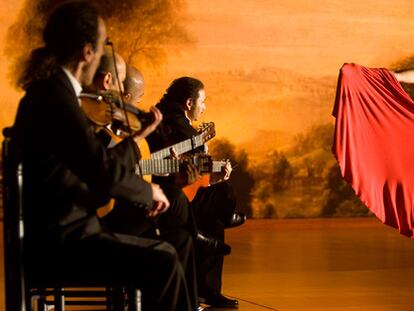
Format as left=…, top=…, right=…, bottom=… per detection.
left=147, top=103, right=205, bottom=186
left=13, top=69, right=152, bottom=247
left=147, top=103, right=201, bottom=153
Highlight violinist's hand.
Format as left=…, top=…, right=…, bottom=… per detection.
left=210, top=161, right=232, bottom=185
left=147, top=183, right=170, bottom=217
left=174, top=161, right=201, bottom=188
left=133, top=106, right=163, bottom=143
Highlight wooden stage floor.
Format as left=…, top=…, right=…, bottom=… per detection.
left=2, top=218, right=414, bottom=311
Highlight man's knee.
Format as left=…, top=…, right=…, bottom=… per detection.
left=165, top=187, right=190, bottom=224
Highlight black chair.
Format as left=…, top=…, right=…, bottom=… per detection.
left=2, top=127, right=141, bottom=311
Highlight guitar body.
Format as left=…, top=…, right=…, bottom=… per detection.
left=139, top=138, right=209, bottom=201
left=182, top=175, right=210, bottom=202
left=96, top=198, right=115, bottom=217
left=147, top=122, right=216, bottom=201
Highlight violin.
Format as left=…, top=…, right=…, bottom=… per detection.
left=79, top=91, right=155, bottom=137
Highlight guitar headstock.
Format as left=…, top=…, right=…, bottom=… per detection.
left=197, top=122, right=216, bottom=144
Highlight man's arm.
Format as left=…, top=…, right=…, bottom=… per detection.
left=40, top=81, right=154, bottom=208
left=393, top=70, right=414, bottom=83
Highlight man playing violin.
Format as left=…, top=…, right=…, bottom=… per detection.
left=147, top=77, right=246, bottom=309
left=11, top=2, right=192, bottom=310
left=82, top=51, right=162, bottom=145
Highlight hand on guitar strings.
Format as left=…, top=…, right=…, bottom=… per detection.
left=210, top=160, right=232, bottom=184
left=167, top=147, right=202, bottom=187
left=174, top=160, right=202, bottom=188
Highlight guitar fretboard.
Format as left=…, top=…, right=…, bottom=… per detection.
left=150, top=136, right=202, bottom=159
left=136, top=158, right=228, bottom=176
left=211, top=160, right=227, bottom=173
left=137, top=159, right=180, bottom=176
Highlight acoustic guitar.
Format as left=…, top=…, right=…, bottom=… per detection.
left=137, top=155, right=228, bottom=176
left=97, top=122, right=217, bottom=216
left=149, top=122, right=215, bottom=160
left=147, top=122, right=219, bottom=201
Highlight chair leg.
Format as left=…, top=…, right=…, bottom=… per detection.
left=128, top=288, right=141, bottom=311
left=54, top=288, right=64, bottom=311
left=36, top=295, right=48, bottom=311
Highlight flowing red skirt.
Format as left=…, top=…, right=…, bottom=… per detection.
left=333, top=63, right=414, bottom=237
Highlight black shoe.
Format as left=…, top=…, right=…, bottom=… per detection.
left=196, top=231, right=231, bottom=256
left=204, top=293, right=239, bottom=308
left=224, top=212, right=247, bottom=229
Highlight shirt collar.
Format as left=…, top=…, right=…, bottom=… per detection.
left=61, top=66, right=83, bottom=97
left=185, top=113, right=192, bottom=125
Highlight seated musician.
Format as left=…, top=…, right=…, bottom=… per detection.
left=83, top=52, right=207, bottom=309
left=119, top=67, right=237, bottom=261
left=11, top=2, right=193, bottom=310
left=147, top=77, right=246, bottom=308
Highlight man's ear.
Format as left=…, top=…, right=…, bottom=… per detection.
left=102, top=72, right=112, bottom=90
left=83, top=43, right=95, bottom=63
left=185, top=98, right=193, bottom=111
left=123, top=93, right=131, bottom=102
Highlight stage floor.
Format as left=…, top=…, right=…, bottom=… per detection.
left=2, top=218, right=414, bottom=311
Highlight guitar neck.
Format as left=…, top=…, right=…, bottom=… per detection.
left=137, top=159, right=181, bottom=176
left=212, top=160, right=227, bottom=173
left=193, top=157, right=226, bottom=173
left=150, top=136, right=202, bottom=159
left=136, top=158, right=228, bottom=176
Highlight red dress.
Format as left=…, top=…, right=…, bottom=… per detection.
left=333, top=63, right=414, bottom=237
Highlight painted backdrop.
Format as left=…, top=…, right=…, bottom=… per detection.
left=2, top=0, right=414, bottom=218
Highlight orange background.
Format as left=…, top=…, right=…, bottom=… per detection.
left=2, top=1, right=414, bottom=149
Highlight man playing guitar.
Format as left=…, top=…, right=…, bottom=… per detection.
left=147, top=77, right=245, bottom=309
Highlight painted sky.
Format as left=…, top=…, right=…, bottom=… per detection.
left=2, top=0, right=414, bottom=146
left=143, top=0, right=414, bottom=146
left=167, top=0, right=414, bottom=76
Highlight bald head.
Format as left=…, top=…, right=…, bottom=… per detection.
left=92, top=49, right=126, bottom=92
left=123, top=64, right=145, bottom=106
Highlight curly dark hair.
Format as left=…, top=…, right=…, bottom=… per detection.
left=157, top=76, right=204, bottom=109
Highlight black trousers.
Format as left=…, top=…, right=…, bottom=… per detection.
left=192, top=182, right=236, bottom=226
left=191, top=182, right=237, bottom=298
left=27, top=230, right=191, bottom=311
left=103, top=185, right=198, bottom=309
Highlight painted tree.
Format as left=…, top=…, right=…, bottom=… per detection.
left=321, top=163, right=368, bottom=217
left=5, top=0, right=192, bottom=84
left=208, top=138, right=254, bottom=217
left=270, top=151, right=294, bottom=192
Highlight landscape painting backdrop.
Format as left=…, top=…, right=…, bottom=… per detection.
left=2, top=0, right=414, bottom=218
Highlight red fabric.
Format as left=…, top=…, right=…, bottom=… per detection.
left=332, top=63, right=414, bottom=238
